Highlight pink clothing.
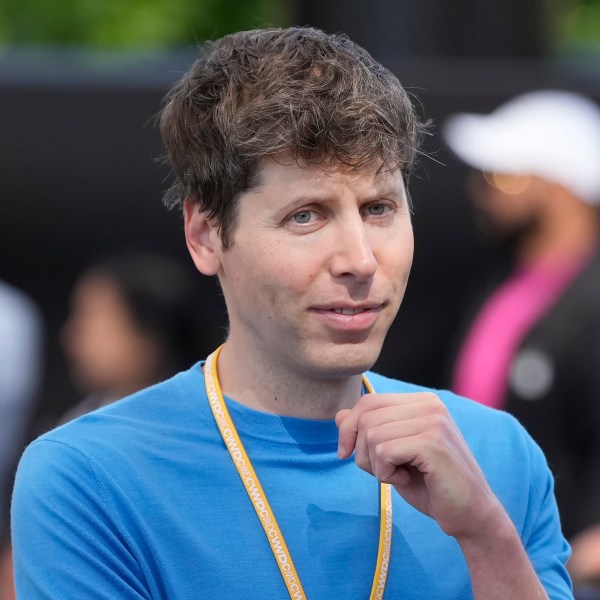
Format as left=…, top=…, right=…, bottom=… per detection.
left=452, top=257, right=587, bottom=409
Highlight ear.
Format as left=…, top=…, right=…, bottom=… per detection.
left=184, top=199, right=222, bottom=276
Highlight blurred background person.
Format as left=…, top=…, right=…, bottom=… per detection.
left=59, top=252, right=215, bottom=422
left=443, top=90, right=600, bottom=594
left=0, top=281, right=43, bottom=600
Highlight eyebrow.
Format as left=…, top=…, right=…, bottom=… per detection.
left=288, top=184, right=403, bottom=204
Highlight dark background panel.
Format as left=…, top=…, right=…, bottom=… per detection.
left=297, top=0, right=549, bottom=59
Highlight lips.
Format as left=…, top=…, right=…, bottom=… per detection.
left=315, top=302, right=384, bottom=313
left=331, top=307, right=373, bottom=315
left=310, top=303, right=384, bottom=332
left=311, top=302, right=384, bottom=317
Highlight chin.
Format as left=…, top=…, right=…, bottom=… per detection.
left=301, top=339, right=383, bottom=378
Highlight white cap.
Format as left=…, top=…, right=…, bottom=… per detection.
left=443, top=90, right=600, bottom=205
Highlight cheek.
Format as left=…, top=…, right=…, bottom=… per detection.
left=260, top=267, right=306, bottom=311
left=382, top=226, right=414, bottom=272
left=383, top=246, right=413, bottom=300
left=263, top=248, right=316, bottom=292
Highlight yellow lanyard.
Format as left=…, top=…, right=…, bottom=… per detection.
left=204, top=345, right=393, bottom=600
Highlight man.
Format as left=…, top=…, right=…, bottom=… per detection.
left=444, top=91, right=600, bottom=590
left=12, top=28, right=571, bottom=599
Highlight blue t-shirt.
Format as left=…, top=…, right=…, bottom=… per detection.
left=11, top=365, right=572, bottom=599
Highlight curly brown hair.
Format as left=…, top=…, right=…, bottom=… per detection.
left=160, top=26, right=425, bottom=248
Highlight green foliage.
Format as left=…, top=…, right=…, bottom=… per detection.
left=0, top=0, right=290, bottom=48
left=552, top=0, right=600, bottom=54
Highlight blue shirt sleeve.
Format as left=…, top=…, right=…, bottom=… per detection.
left=11, top=439, right=151, bottom=599
left=520, top=427, right=573, bottom=599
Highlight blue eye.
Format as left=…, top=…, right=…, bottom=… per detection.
left=368, top=203, right=387, bottom=216
left=292, top=210, right=314, bottom=224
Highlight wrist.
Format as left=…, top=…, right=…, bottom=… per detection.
left=455, top=501, right=548, bottom=600
left=456, top=501, right=520, bottom=558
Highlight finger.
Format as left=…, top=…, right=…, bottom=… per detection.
left=336, top=400, right=371, bottom=459
left=335, top=409, right=353, bottom=458
left=335, top=409, right=351, bottom=429
left=354, top=417, right=433, bottom=476
left=337, top=393, right=398, bottom=458
left=337, top=393, right=442, bottom=459
left=336, top=408, right=357, bottom=459
left=370, top=438, right=426, bottom=486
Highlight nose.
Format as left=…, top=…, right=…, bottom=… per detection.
left=329, top=216, right=378, bottom=281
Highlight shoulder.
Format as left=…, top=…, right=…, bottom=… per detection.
left=14, top=363, right=214, bottom=516
left=27, top=363, right=209, bottom=463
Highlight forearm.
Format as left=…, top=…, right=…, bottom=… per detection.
left=458, top=509, right=548, bottom=600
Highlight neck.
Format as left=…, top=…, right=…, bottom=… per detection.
left=212, top=341, right=364, bottom=419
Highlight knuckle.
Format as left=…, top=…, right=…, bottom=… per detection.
left=430, top=411, right=449, bottom=431
left=425, top=394, right=448, bottom=415
left=422, top=414, right=449, bottom=444
left=374, top=440, right=392, bottom=462
left=374, top=442, right=387, bottom=461
left=365, top=427, right=379, bottom=447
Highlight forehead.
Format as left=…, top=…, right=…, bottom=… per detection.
left=252, top=155, right=405, bottom=197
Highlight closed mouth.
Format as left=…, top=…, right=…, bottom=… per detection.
left=331, top=307, right=374, bottom=315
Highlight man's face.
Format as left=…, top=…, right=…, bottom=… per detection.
left=193, top=158, right=414, bottom=379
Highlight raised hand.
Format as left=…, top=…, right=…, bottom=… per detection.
left=336, top=392, right=503, bottom=540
